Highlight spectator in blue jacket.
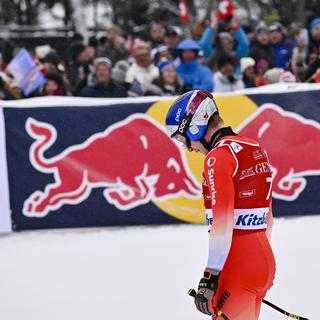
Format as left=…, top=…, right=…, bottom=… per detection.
left=80, top=57, right=126, bottom=98
left=198, top=15, right=249, bottom=73
left=176, top=39, right=214, bottom=92
left=269, top=22, right=293, bottom=69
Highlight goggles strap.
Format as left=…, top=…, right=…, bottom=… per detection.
left=171, top=113, right=193, bottom=138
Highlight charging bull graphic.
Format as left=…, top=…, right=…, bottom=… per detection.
left=23, top=114, right=200, bottom=217
left=237, top=103, right=320, bottom=201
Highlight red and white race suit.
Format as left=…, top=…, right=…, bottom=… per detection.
left=202, top=134, right=276, bottom=320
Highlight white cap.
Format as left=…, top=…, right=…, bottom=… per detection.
left=240, top=57, right=255, bottom=73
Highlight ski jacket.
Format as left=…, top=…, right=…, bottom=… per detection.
left=202, top=134, right=273, bottom=271
left=176, top=59, right=214, bottom=92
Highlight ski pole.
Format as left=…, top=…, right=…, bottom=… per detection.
left=188, top=288, right=310, bottom=320
left=187, top=288, right=230, bottom=320
left=262, top=299, right=310, bottom=320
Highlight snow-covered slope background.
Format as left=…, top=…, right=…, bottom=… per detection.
left=0, top=215, right=318, bottom=320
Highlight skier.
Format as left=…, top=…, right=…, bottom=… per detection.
left=165, top=90, right=275, bottom=319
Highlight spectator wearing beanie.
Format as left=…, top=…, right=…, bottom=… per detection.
left=207, top=32, right=236, bottom=71
left=80, top=57, right=126, bottom=98
left=125, top=42, right=160, bottom=96
left=213, top=55, right=244, bottom=93
left=151, top=44, right=173, bottom=66
left=149, top=22, right=166, bottom=48
left=65, top=42, right=95, bottom=95
left=42, top=72, right=67, bottom=96
left=290, top=23, right=309, bottom=81
left=255, top=58, right=272, bottom=86
left=43, top=50, right=71, bottom=95
left=152, top=59, right=183, bottom=96
left=249, top=26, right=276, bottom=68
left=43, top=50, right=61, bottom=73
left=240, top=57, right=257, bottom=88
left=111, top=60, right=130, bottom=85
left=176, top=39, right=213, bottom=92
left=198, top=14, right=249, bottom=65
left=269, top=22, right=293, bottom=69
left=164, top=26, right=181, bottom=59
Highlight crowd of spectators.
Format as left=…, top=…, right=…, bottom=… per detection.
left=1, top=13, right=320, bottom=100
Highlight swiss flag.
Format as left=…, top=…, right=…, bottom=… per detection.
left=218, top=0, right=234, bottom=21
left=179, top=0, right=189, bottom=24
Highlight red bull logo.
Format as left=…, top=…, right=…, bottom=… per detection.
left=237, top=103, right=320, bottom=201
left=23, top=114, right=200, bottom=217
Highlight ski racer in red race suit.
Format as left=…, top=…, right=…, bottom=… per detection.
left=165, top=90, right=276, bottom=319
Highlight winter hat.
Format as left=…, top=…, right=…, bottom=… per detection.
left=158, top=59, right=175, bottom=74
left=310, top=18, right=320, bottom=31
left=240, top=57, right=255, bottom=72
left=256, top=58, right=270, bottom=71
left=268, top=22, right=283, bottom=33
left=157, top=44, right=169, bottom=53
left=94, top=57, right=112, bottom=70
left=177, top=39, right=200, bottom=51
left=68, top=42, right=86, bottom=62
left=218, top=55, right=236, bottom=69
left=165, top=26, right=179, bottom=37
left=112, top=60, right=130, bottom=84
left=255, top=25, right=269, bottom=34
left=151, top=44, right=169, bottom=61
left=45, top=71, right=64, bottom=87
left=44, top=50, right=60, bottom=66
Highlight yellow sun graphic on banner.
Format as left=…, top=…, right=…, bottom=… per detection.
left=146, top=95, right=259, bottom=223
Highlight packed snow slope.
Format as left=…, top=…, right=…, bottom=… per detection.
left=0, top=215, right=319, bottom=320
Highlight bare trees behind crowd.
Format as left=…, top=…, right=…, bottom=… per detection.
left=0, top=1, right=320, bottom=32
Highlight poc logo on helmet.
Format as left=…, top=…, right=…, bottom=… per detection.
left=178, top=118, right=188, bottom=134
left=175, top=108, right=182, bottom=122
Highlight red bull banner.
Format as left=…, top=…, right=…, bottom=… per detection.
left=1, top=83, right=320, bottom=231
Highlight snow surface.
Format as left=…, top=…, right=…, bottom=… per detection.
left=0, top=216, right=319, bottom=320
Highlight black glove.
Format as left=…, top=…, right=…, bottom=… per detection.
left=194, top=268, right=220, bottom=315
